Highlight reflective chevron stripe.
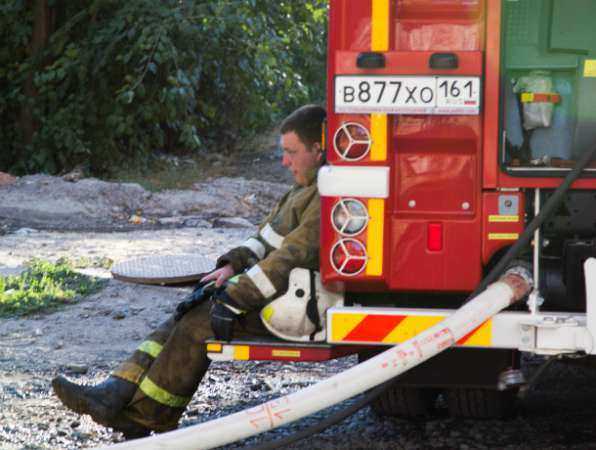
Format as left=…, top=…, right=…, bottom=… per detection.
left=139, top=377, right=190, bottom=408
left=329, top=311, right=492, bottom=346
left=259, top=224, right=284, bottom=249
left=137, top=340, right=163, bottom=358
left=247, top=264, right=277, bottom=298
left=241, top=237, right=266, bottom=260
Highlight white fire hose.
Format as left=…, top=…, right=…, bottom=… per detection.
left=98, top=267, right=532, bottom=450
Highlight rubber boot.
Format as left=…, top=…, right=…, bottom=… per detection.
left=52, top=375, right=149, bottom=437
left=107, top=412, right=152, bottom=440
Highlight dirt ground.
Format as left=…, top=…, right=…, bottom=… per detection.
left=3, top=164, right=596, bottom=450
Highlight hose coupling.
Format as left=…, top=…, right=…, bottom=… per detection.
left=502, top=265, right=534, bottom=303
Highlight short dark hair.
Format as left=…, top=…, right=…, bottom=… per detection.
left=280, top=104, right=326, bottom=148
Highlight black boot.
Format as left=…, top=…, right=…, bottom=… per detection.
left=52, top=375, right=138, bottom=428
left=108, top=412, right=152, bottom=440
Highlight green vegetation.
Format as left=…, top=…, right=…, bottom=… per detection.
left=108, top=152, right=223, bottom=191
left=0, top=0, right=327, bottom=176
left=67, top=256, right=113, bottom=270
left=0, top=259, right=107, bottom=317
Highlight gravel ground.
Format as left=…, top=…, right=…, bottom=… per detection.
left=4, top=347, right=596, bottom=450
left=2, top=175, right=596, bottom=450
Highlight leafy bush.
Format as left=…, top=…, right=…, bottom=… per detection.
left=0, top=0, right=327, bottom=175
left=0, top=259, right=106, bottom=317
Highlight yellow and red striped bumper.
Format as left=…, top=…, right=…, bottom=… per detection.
left=328, top=307, right=492, bottom=347
left=327, top=307, right=594, bottom=355
left=206, top=339, right=359, bottom=362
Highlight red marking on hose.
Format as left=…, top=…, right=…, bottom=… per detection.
left=247, top=400, right=291, bottom=429
left=412, top=340, right=423, bottom=358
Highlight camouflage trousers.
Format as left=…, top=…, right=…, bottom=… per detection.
left=112, top=300, right=269, bottom=431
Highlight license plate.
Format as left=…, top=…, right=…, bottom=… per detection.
left=334, top=75, right=481, bottom=115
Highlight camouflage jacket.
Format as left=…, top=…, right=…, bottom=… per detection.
left=216, top=178, right=320, bottom=312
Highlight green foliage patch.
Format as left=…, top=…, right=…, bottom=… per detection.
left=0, top=259, right=107, bottom=317
left=0, top=0, right=327, bottom=176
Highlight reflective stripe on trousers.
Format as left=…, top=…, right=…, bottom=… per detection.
left=139, top=377, right=191, bottom=408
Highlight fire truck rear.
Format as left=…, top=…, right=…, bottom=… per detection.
left=208, top=0, right=596, bottom=419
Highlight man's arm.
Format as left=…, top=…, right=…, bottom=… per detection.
left=212, top=192, right=289, bottom=275
left=223, top=194, right=320, bottom=312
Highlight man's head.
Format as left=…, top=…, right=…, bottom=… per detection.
left=279, top=104, right=326, bottom=186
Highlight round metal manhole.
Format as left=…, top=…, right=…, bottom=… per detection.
left=111, top=254, right=214, bottom=285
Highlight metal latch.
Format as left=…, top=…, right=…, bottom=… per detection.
left=518, top=315, right=592, bottom=355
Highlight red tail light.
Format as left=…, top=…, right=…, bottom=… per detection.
left=427, top=222, right=443, bottom=252
left=331, top=238, right=368, bottom=276
left=331, top=199, right=369, bottom=236
left=333, top=123, right=372, bottom=161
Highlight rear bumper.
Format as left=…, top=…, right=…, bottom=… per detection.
left=327, top=306, right=593, bottom=355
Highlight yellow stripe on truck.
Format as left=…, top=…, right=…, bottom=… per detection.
left=206, top=343, right=222, bottom=353
left=370, top=1, right=389, bottom=162
left=372, top=0, right=390, bottom=51
left=488, top=233, right=519, bottom=241
left=272, top=350, right=301, bottom=358
left=382, top=315, right=444, bottom=344
left=488, top=215, right=519, bottom=223
left=370, top=114, right=388, bottom=161
left=329, top=310, right=493, bottom=347
left=233, top=345, right=250, bottom=360
left=366, top=199, right=385, bottom=276
left=330, top=313, right=367, bottom=342
left=462, top=321, right=492, bottom=346
left=366, top=0, right=388, bottom=274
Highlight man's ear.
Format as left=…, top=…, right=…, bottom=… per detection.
left=312, top=142, right=322, bottom=161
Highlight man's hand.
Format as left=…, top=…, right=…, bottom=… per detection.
left=201, top=264, right=234, bottom=287
left=174, top=280, right=216, bottom=321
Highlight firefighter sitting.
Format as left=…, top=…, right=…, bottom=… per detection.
left=51, top=104, right=327, bottom=438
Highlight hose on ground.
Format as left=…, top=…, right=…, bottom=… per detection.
left=249, top=143, right=596, bottom=450
left=244, top=382, right=391, bottom=450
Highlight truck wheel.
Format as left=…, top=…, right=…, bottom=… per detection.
left=446, top=388, right=516, bottom=419
left=371, top=384, right=439, bottom=418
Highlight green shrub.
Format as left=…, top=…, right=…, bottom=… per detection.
left=0, top=0, right=327, bottom=175
left=0, top=259, right=106, bottom=317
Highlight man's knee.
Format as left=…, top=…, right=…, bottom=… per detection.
left=173, top=301, right=214, bottom=341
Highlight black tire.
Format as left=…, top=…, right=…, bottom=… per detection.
left=371, top=384, right=439, bottom=418
left=357, top=351, right=438, bottom=419
left=446, top=388, right=516, bottom=419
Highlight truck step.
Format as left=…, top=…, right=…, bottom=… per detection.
left=205, top=338, right=360, bottom=362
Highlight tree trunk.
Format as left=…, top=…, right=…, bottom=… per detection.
left=20, top=0, right=51, bottom=147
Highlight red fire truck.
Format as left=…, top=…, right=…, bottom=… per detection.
left=207, top=0, right=596, bottom=419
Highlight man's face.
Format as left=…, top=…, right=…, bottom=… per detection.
left=280, top=131, right=322, bottom=186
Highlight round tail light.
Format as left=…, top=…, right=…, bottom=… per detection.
left=330, top=238, right=368, bottom=276
left=332, top=199, right=369, bottom=236
left=333, top=122, right=372, bottom=161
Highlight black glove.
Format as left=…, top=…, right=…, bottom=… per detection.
left=210, top=291, right=245, bottom=341
left=174, top=280, right=218, bottom=321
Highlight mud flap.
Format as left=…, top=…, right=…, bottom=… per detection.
left=584, top=258, right=596, bottom=354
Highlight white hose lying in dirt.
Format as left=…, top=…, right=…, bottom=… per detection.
left=99, top=267, right=532, bottom=450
